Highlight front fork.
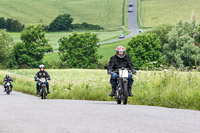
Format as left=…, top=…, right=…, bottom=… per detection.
left=116, top=78, right=128, bottom=97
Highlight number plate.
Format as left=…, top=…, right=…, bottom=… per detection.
left=119, top=69, right=128, bottom=78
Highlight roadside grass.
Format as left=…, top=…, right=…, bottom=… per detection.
left=1, top=69, right=200, bottom=110
left=139, top=0, right=200, bottom=27
left=0, top=0, right=124, bottom=29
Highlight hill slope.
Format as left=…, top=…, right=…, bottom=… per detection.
left=139, top=0, right=200, bottom=27
left=0, top=0, right=124, bottom=29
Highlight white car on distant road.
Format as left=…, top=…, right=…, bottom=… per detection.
left=129, top=3, right=133, bottom=7
left=119, top=34, right=125, bottom=39
left=128, top=8, right=132, bottom=12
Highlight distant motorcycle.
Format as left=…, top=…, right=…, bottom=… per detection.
left=5, top=81, right=12, bottom=95
left=37, top=78, right=48, bottom=99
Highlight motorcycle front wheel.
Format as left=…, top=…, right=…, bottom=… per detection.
left=122, top=84, right=128, bottom=105
left=6, top=86, right=10, bottom=95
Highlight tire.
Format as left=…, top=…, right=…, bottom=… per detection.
left=123, top=83, right=128, bottom=105
left=42, top=87, right=46, bottom=99
left=117, top=99, right=121, bottom=104
left=6, top=86, right=10, bottom=95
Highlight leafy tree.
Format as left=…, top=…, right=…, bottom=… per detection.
left=0, top=30, right=14, bottom=68
left=0, top=17, right=5, bottom=29
left=5, top=18, right=24, bottom=32
left=13, top=25, right=53, bottom=68
left=146, top=24, right=173, bottom=48
left=49, top=14, right=73, bottom=31
left=58, top=32, right=101, bottom=68
left=127, top=33, right=163, bottom=69
left=163, top=21, right=200, bottom=67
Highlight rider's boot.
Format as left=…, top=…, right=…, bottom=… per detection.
left=109, top=85, right=116, bottom=97
left=4, top=87, right=6, bottom=92
left=128, top=84, right=134, bottom=97
left=36, top=86, right=39, bottom=94
left=47, top=85, right=50, bottom=94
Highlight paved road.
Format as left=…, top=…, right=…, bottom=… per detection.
left=1, top=86, right=200, bottom=133
left=99, top=0, right=143, bottom=45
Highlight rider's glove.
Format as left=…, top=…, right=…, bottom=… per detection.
left=48, top=77, right=51, bottom=80
left=107, top=70, right=112, bottom=75
left=131, top=69, right=137, bottom=75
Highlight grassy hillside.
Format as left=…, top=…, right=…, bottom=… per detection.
left=1, top=69, right=200, bottom=110
left=139, top=0, right=200, bottom=27
left=0, top=0, right=124, bottom=29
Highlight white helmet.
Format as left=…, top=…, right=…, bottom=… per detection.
left=39, top=64, right=45, bottom=69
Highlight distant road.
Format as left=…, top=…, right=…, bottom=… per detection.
left=0, top=86, right=200, bottom=133
left=99, top=0, right=143, bottom=45
left=52, top=0, right=143, bottom=54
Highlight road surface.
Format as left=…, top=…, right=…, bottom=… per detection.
left=99, top=0, right=142, bottom=45
left=0, top=86, right=200, bottom=133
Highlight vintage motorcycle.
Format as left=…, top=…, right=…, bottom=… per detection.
left=5, top=81, right=12, bottom=95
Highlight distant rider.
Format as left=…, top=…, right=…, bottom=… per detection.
left=34, top=64, right=51, bottom=94
left=3, top=74, right=13, bottom=92
left=107, top=46, right=136, bottom=97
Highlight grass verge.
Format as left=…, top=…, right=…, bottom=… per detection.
left=1, top=69, right=200, bottom=110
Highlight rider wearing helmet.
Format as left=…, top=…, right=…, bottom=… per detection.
left=3, top=74, right=13, bottom=92
left=107, top=46, right=136, bottom=97
left=34, top=64, right=51, bottom=94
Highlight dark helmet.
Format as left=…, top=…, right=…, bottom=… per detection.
left=6, top=74, right=9, bottom=78
left=116, top=46, right=126, bottom=58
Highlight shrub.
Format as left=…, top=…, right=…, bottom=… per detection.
left=146, top=24, right=173, bottom=48
left=58, top=32, right=101, bottom=68
left=127, top=33, right=163, bottom=69
left=163, top=21, right=200, bottom=68
left=48, top=14, right=73, bottom=31
left=0, top=29, right=15, bottom=68
left=13, top=25, right=53, bottom=68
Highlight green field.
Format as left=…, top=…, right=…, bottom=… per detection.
left=139, top=0, right=200, bottom=27
left=1, top=69, right=200, bottom=110
left=10, top=31, right=129, bottom=50
left=0, top=0, right=125, bottom=29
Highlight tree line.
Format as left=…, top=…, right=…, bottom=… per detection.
left=0, top=14, right=103, bottom=32
left=1, top=19, right=200, bottom=70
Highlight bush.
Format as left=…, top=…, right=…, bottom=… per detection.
left=73, top=22, right=104, bottom=30
left=58, top=32, right=101, bottom=68
left=127, top=33, right=163, bottom=70
left=163, top=21, right=200, bottom=68
left=0, top=30, right=15, bottom=68
left=13, top=25, right=53, bottom=68
left=146, top=24, right=173, bottom=48
left=48, top=14, right=73, bottom=31
left=0, top=17, right=24, bottom=32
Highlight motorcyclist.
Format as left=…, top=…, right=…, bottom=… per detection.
left=34, top=64, right=51, bottom=94
left=107, top=46, right=136, bottom=97
left=3, top=74, right=13, bottom=92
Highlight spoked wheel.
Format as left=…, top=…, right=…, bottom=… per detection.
left=6, top=86, right=10, bottom=95
left=116, top=91, right=121, bottom=104
left=122, top=84, right=128, bottom=105
left=42, top=87, right=46, bottom=99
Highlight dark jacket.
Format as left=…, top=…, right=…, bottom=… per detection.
left=35, top=71, right=50, bottom=80
left=3, top=77, right=13, bottom=82
left=107, top=55, right=136, bottom=73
